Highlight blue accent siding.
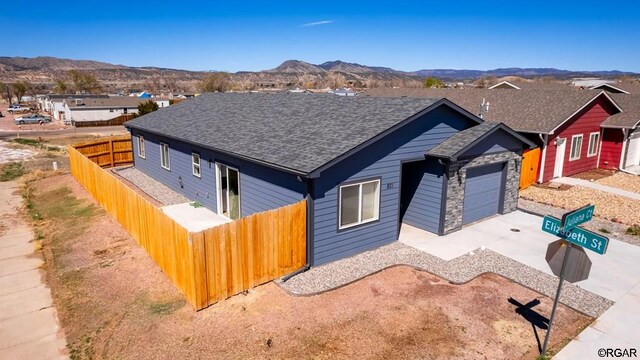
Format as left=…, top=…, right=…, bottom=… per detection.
left=460, top=129, right=524, bottom=158
left=400, top=159, right=444, bottom=233
left=312, top=105, right=475, bottom=265
left=130, top=129, right=305, bottom=216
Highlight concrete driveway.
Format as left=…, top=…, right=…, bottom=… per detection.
left=400, top=210, right=640, bottom=359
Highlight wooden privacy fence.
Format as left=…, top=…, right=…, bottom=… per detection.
left=73, top=136, right=133, bottom=168
left=73, top=114, right=135, bottom=127
left=68, top=145, right=306, bottom=310
left=520, top=147, right=541, bottom=189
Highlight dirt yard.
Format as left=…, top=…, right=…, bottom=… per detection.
left=0, top=104, right=68, bottom=132
left=595, top=172, right=640, bottom=194
left=30, top=174, right=591, bottom=360
left=521, top=184, right=640, bottom=225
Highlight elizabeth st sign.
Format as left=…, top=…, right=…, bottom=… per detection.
left=541, top=215, right=609, bottom=255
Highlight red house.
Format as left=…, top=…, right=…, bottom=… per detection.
left=366, top=88, right=626, bottom=181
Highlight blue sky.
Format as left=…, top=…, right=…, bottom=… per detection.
left=3, top=1, right=640, bottom=72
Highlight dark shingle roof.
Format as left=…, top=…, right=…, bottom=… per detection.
left=602, top=94, right=640, bottom=128
left=366, top=88, right=612, bottom=134
left=125, top=93, right=443, bottom=174
left=426, top=122, right=534, bottom=159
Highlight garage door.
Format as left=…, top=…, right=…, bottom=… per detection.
left=463, top=163, right=505, bottom=225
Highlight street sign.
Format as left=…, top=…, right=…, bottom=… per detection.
left=560, top=204, right=595, bottom=231
left=541, top=215, right=609, bottom=255
left=545, top=240, right=591, bottom=283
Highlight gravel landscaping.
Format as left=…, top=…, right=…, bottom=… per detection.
left=279, top=242, right=613, bottom=318
left=114, top=166, right=189, bottom=205
left=520, top=185, right=640, bottom=226
left=518, top=199, right=640, bottom=247
left=595, top=172, right=640, bottom=194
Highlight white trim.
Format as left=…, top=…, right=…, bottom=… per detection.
left=619, top=129, right=629, bottom=170
left=488, top=81, right=521, bottom=90
left=338, top=179, right=381, bottom=230
left=538, top=134, right=548, bottom=183
left=549, top=91, right=623, bottom=135
left=589, top=83, right=630, bottom=94
left=587, top=132, right=599, bottom=157
left=215, top=162, right=241, bottom=220
left=137, top=135, right=145, bottom=159
left=569, top=134, right=583, bottom=161
left=159, top=142, right=170, bottom=170
left=596, top=129, right=603, bottom=168
left=553, top=137, right=566, bottom=178
left=191, top=152, right=201, bottom=178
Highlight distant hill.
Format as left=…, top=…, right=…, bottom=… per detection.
left=0, top=56, right=637, bottom=91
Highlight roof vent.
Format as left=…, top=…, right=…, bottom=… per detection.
left=479, top=98, right=490, bottom=118
left=75, top=99, right=83, bottom=106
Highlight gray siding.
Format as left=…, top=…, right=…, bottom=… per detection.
left=312, top=105, right=475, bottom=265
left=460, top=130, right=524, bottom=158
left=131, top=129, right=305, bottom=216
left=400, top=159, right=444, bottom=234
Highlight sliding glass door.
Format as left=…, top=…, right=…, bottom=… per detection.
left=216, top=164, right=241, bottom=220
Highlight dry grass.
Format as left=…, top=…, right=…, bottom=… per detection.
left=595, top=172, right=640, bottom=194
left=521, top=185, right=640, bottom=225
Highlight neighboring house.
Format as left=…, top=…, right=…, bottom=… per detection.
left=153, top=98, right=170, bottom=108
left=366, top=88, right=623, bottom=182
left=589, top=82, right=640, bottom=95
left=130, top=91, right=152, bottom=98
left=602, top=94, right=640, bottom=174
left=488, top=81, right=572, bottom=90
left=65, top=97, right=144, bottom=123
left=331, top=88, right=358, bottom=96
left=171, top=92, right=196, bottom=99
left=125, top=93, right=532, bottom=265
left=42, top=94, right=109, bottom=118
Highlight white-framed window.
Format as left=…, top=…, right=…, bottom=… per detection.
left=587, top=132, right=599, bottom=157
left=137, top=135, right=145, bottom=158
left=338, top=179, right=380, bottom=230
left=160, top=142, right=170, bottom=170
left=569, top=134, right=583, bottom=161
left=192, top=152, right=201, bottom=178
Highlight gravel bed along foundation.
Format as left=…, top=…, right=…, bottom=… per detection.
left=114, top=166, right=189, bottom=206
left=520, top=185, right=640, bottom=226
left=518, top=199, right=640, bottom=247
left=279, top=242, right=613, bottom=318
left=595, top=172, right=640, bottom=194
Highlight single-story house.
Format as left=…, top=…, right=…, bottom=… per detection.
left=125, top=93, right=533, bottom=265
left=41, top=94, right=110, bottom=119
left=488, top=81, right=572, bottom=90
left=64, top=97, right=144, bottom=123
left=589, top=82, right=640, bottom=95
left=153, top=98, right=170, bottom=108
left=367, top=88, right=624, bottom=182
left=602, top=94, right=640, bottom=174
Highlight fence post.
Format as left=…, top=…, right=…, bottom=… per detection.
left=109, top=139, right=115, bottom=167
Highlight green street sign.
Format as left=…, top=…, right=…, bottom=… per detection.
left=561, top=204, right=595, bottom=231
left=541, top=216, right=609, bottom=255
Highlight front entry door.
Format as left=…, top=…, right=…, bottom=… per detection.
left=554, top=138, right=566, bottom=178
left=216, top=163, right=241, bottom=220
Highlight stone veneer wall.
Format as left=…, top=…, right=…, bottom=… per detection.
left=443, top=150, right=522, bottom=234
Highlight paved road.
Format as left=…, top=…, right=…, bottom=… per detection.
left=400, top=210, right=640, bottom=360
left=0, top=181, right=68, bottom=359
left=0, top=126, right=128, bottom=140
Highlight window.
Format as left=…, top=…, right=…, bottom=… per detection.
left=339, top=179, right=380, bottom=229
left=160, top=142, right=170, bottom=170
left=137, top=136, right=145, bottom=158
left=588, top=132, right=599, bottom=157
left=569, top=134, right=583, bottom=161
left=109, top=108, right=114, bottom=113
left=192, top=152, right=201, bottom=177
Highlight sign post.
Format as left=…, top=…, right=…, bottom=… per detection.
left=539, top=204, right=608, bottom=357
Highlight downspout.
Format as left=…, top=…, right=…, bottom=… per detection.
left=281, top=177, right=313, bottom=282
left=619, top=128, right=629, bottom=171
left=596, top=128, right=603, bottom=169
left=537, top=133, right=548, bottom=183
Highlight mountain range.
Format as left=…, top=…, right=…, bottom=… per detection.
left=1, top=56, right=637, bottom=90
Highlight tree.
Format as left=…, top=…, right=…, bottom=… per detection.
left=52, top=78, right=69, bottom=94
left=11, top=82, right=27, bottom=103
left=68, top=70, right=101, bottom=93
left=137, top=100, right=159, bottom=116
left=423, top=77, right=444, bottom=89
left=198, top=72, right=230, bottom=93
left=0, top=82, right=10, bottom=103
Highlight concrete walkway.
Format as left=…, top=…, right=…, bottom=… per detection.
left=553, top=177, right=640, bottom=200
left=0, top=181, right=68, bottom=360
left=399, top=210, right=640, bottom=360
